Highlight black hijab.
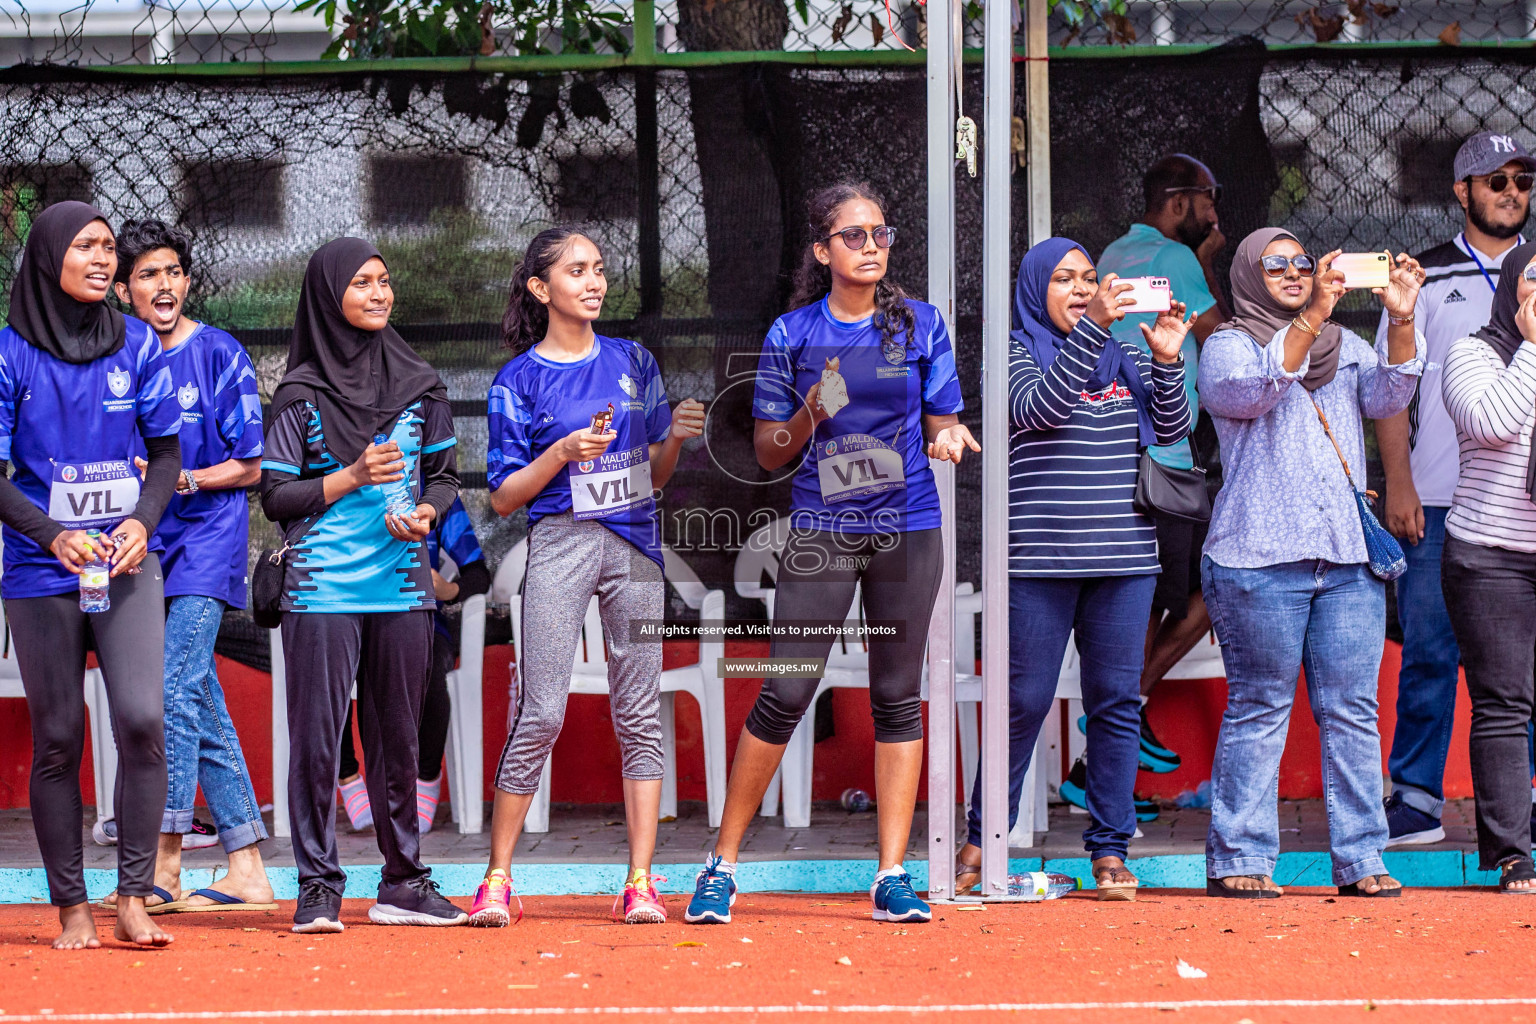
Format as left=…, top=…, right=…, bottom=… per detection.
left=1474, top=239, right=1536, bottom=499
left=270, top=238, right=445, bottom=465
left=6, top=201, right=125, bottom=364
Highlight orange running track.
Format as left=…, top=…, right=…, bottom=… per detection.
left=1, top=890, right=1534, bottom=1023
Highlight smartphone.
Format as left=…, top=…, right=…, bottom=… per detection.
left=1117, top=276, right=1172, bottom=314
left=1334, top=252, right=1392, bottom=290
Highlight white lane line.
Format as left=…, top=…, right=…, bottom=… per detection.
left=2, top=1000, right=1536, bottom=1020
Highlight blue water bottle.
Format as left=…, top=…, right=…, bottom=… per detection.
left=78, top=529, right=110, bottom=613
left=373, top=433, right=416, bottom=518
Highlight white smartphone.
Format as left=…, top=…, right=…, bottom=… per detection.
left=1334, top=252, right=1392, bottom=290
left=1117, top=276, right=1172, bottom=314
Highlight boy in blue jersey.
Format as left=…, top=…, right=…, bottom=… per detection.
left=100, top=220, right=277, bottom=913
left=336, top=495, right=489, bottom=835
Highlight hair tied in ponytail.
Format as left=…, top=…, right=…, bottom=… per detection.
left=502, top=226, right=591, bottom=356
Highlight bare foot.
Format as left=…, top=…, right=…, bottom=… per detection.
left=113, top=897, right=174, bottom=947
left=53, top=903, right=100, bottom=950
left=1092, top=855, right=1140, bottom=897
left=1353, top=874, right=1402, bottom=895
left=1214, top=874, right=1283, bottom=895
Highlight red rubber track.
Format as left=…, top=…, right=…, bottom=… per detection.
left=1, top=890, right=1534, bottom=1023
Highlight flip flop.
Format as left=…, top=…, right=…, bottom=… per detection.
left=1092, top=863, right=1139, bottom=902
left=1205, top=875, right=1281, bottom=899
left=102, top=885, right=186, bottom=915
left=1338, top=876, right=1403, bottom=898
left=179, top=888, right=279, bottom=913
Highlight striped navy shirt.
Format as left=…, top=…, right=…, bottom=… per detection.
left=1008, top=316, right=1191, bottom=577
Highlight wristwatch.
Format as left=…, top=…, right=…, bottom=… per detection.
left=178, top=469, right=199, bottom=495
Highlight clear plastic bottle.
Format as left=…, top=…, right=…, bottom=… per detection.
left=78, top=529, right=110, bottom=613
left=840, top=787, right=873, bottom=812
left=1006, top=871, right=1079, bottom=901
left=373, top=433, right=416, bottom=519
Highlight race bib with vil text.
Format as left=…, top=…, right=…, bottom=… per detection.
left=48, top=460, right=140, bottom=531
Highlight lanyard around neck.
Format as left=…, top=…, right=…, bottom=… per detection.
left=1460, top=233, right=1525, bottom=294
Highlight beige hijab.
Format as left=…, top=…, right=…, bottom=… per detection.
left=1218, top=227, right=1342, bottom=391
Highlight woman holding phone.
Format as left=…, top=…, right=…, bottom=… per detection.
left=1198, top=232, right=1423, bottom=898
left=683, top=182, right=977, bottom=927
left=262, top=237, right=465, bottom=933
left=0, top=202, right=183, bottom=948
left=952, top=238, right=1194, bottom=901
left=471, top=227, right=704, bottom=927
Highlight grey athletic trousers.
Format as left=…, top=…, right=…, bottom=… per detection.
left=496, top=513, right=665, bottom=794
left=6, top=554, right=166, bottom=906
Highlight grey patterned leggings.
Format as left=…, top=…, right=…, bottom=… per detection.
left=495, top=513, right=665, bottom=794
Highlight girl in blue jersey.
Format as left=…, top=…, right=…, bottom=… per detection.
left=261, top=238, right=466, bottom=933
left=0, top=202, right=184, bottom=949
left=471, top=227, right=704, bottom=927
left=685, top=182, right=978, bottom=927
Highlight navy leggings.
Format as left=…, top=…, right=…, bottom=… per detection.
left=966, top=574, right=1156, bottom=860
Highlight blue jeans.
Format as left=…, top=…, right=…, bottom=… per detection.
left=163, top=596, right=267, bottom=852
left=1386, top=506, right=1461, bottom=816
left=1202, top=558, right=1390, bottom=886
left=966, top=574, right=1155, bottom=860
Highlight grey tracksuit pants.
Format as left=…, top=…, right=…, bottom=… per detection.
left=495, top=513, right=664, bottom=793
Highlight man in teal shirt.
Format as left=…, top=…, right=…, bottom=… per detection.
left=1091, top=153, right=1228, bottom=789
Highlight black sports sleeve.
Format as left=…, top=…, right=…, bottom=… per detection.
left=0, top=466, right=64, bottom=551
left=260, top=402, right=328, bottom=524
left=418, top=395, right=460, bottom=525
left=129, top=433, right=182, bottom=535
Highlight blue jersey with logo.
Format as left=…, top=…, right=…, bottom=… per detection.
left=141, top=324, right=264, bottom=608
left=261, top=397, right=457, bottom=613
left=752, top=298, right=964, bottom=534
left=425, top=495, right=483, bottom=639
left=487, top=336, right=671, bottom=566
left=0, top=319, right=181, bottom=599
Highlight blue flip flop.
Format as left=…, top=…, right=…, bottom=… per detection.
left=180, top=887, right=279, bottom=913
left=103, top=884, right=186, bottom=915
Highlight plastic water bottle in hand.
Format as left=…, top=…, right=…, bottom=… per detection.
left=373, top=433, right=416, bottom=519
left=840, top=788, right=873, bottom=813
left=78, top=529, right=110, bottom=613
left=1006, top=871, right=1079, bottom=901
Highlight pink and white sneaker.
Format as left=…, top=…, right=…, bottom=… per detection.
left=469, top=870, right=521, bottom=927
left=613, top=872, right=667, bottom=924
left=417, top=773, right=442, bottom=835
left=338, top=776, right=372, bottom=831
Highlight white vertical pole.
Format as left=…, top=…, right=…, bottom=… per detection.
left=924, top=0, right=958, bottom=902
left=1024, top=0, right=1051, bottom=247
left=978, top=0, right=1015, bottom=900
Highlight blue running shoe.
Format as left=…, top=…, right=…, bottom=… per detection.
left=1383, top=792, right=1445, bottom=847
left=871, top=871, right=931, bottom=923
left=683, top=854, right=737, bottom=924
left=1059, top=758, right=1159, bottom=822
left=1076, top=711, right=1180, bottom=773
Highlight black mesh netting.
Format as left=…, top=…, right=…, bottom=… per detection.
left=1, top=44, right=1531, bottom=667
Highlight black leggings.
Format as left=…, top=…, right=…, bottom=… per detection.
left=744, top=528, right=943, bottom=745
left=339, top=630, right=454, bottom=782
left=6, top=555, right=166, bottom=906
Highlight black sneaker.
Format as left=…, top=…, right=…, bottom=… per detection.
left=1138, top=708, right=1181, bottom=773
left=293, top=880, right=345, bottom=934
left=369, top=876, right=468, bottom=927
left=1383, top=792, right=1445, bottom=847
left=1059, top=757, right=1159, bottom=823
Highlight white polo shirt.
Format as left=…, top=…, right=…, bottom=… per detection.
left=1374, top=233, right=1523, bottom=507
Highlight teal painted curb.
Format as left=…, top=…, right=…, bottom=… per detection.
left=0, top=850, right=1499, bottom=904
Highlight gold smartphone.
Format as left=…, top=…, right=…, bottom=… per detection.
left=1333, top=252, right=1392, bottom=290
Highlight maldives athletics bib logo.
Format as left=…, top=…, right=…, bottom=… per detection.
left=60, top=465, right=78, bottom=483
left=107, top=368, right=130, bottom=398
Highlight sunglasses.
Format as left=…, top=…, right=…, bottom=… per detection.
left=1165, top=184, right=1223, bottom=203
left=1469, top=172, right=1536, bottom=193
left=1523, top=263, right=1536, bottom=283
left=1260, top=253, right=1316, bottom=278
left=823, top=225, right=897, bottom=250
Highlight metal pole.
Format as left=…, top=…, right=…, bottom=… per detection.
left=978, top=0, right=1014, bottom=900
left=1024, top=0, right=1050, bottom=247
left=924, top=0, right=958, bottom=902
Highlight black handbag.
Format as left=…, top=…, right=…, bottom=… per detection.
left=1132, top=434, right=1212, bottom=524
left=250, top=541, right=289, bottom=630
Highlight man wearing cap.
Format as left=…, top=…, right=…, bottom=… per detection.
left=1378, top=129, right=1536, bottom=847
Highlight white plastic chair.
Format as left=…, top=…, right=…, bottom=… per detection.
left=269, top=557, right=489, bottom=837
left=491, top=538, right=727, bottom=833
left=0, top=555, right=115, bottom=823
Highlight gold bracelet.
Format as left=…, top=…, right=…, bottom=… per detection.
left=1291, top=315, right=1322, bottom=338
left=1388, top=312, right=1416, bottom=326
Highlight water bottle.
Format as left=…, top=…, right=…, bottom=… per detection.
left=840, top=787, right=873, bottom=812
left=78, top=529, right=110, bottom=613
left=1006, top=871, right=1079, bottom=901
left=373, top=433, right=416, bottom=519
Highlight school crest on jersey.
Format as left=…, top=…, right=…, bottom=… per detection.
left=107, top=368, right=130, bottom=398
left=881, top=333, right=906, bottom=366
left=178, top=383, right=200, bottom=410
left=618, top=373, right=637, bottom=398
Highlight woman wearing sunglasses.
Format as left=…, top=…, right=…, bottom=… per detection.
left=1438, top=243, right=1536, bottom=894
left=1198, top=230, right=1424, bottom=899
left=684, top=182, right=976, bottom=927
